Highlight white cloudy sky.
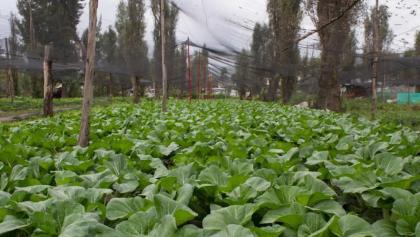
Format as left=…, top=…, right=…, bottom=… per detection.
left=0, top=0, right=419, bottom=54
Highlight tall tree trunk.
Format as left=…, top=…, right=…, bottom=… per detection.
left=6, top=69, right=14, bottom=103
left=131, top=75, right=140, bottom=104
left=314, top=0, right=350, bottom=112
left=43, top=45, right=53, bottom=117
left=108, top=73, right=113, bottom=102
left=267, top=77, right=280, bottom=101
left=12, top=69, right=19, bottom=96
left=316, top=50, right=342, bottom=111
left=139, top=79, right=145, bottom=97
left=282, top=76, right=296, bottom=104
left=61, top=81, right=68, bottom=98
left=31, top=75, right=40, bottom=98
left=78, top=0, right=98, bottom=147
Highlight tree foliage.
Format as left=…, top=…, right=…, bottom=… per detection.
left=364, top=5, right=394, bottom=54
left=16, top=0, right=83, bottom=61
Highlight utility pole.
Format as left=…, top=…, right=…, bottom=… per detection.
left=43, top=44, right=53, bottom=116
left=78, top=0, right=99, bottom=147
left=5, top=38, right=14, bottom=103
left=161, top=0, right=168, bottom=112
left=371, top=0, right=379, bottom=118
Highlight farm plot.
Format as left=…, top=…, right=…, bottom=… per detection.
left=0, top=100, right=419, bottom=236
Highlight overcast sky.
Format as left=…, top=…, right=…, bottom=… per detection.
left=1, top=0, right=419, bottom=54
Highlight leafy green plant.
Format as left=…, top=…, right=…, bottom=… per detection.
left=0, top=100, right=419, bottom=236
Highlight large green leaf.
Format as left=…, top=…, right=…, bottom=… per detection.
left=148, top=215, right=177, bottom=237
left=251, top=225, right=285, bottom=237
left=113, top=180, right=139, bottom=194
left=115, top=210, right=158, bottom=236
left=375, top=153, right=404, bottom=176
left=297, top=213, right=327, bottom=237
left=330, top=215, right=374, bottom=237
left=309, top=200, right=346, bottom=217
left=0, top=215, right=29, bottom=235
left=59, top=213, right=113, bottom=237
left=158, top=142, right=180, bottom=157
left=257, top=186, right=305, bottom=208
left=372, top=220, right=399, bottom=237
left=154, top=194, right=197, bottom=226
left=203, top=204, right=256, bottom=231
left=260, top=203, right=306, bottom=229
left=197, top=165, right=229, bottom=187
left=106, top=197, right=153, bottom=220
left=211, top=224, right=255, bottom=237
left=306, top=151, right=329, bottom=166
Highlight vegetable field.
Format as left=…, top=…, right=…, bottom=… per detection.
left=0, top=100, right=419, bottom=236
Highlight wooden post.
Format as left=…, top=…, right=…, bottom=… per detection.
left=187, top=38, right=192, bottom=102
left=203, top=54, right=207, bottom=99
left=371, top=0, right=379, bottom=118
left=43, top=44, right=53, bottom=116
left=197, top=52, right=201, bottom=99
left=161, top=0, right=168, bottom=112
left=78, top=0, right=98, bottom=147
left=5, top=38, right=14, bottom=103
left=184, top=44, right=188, bottom=98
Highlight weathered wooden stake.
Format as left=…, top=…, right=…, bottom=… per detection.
left=187, top=38, right=192, bottom=102
left=197, top=52, right=201, bottom=98
left=78, top=0, right=98, bottom=147
left=161, top=0, right=168, bottom=112
left=43, top=44, right=53, bottom=116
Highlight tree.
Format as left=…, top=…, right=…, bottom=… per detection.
left=101, top=26, right=118, bottom=99
left=115, top=0, right=148, bottom=104
left=342, top=29, right=358, bottom=82
left=16, top=0, right=84, bottom=98
left=307, top=0, right=361, bottom=111
left=173, top=46, right=187, bottom=97
left=250, top=23, right=272, bottom=99
left=234, top=50, right=251, bottom=100
left=415, top=32, right=420, bottom=92
left=267, top=0, right=302, bottom=103
left=152, top=0, right=179, bottom=97
left=364, top=5, right=393, bottom=54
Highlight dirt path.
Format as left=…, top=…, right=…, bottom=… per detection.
left=0, top=106, right=80, bottom=122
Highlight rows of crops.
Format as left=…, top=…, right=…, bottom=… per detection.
left=0, top=100, right=419, bottom=236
